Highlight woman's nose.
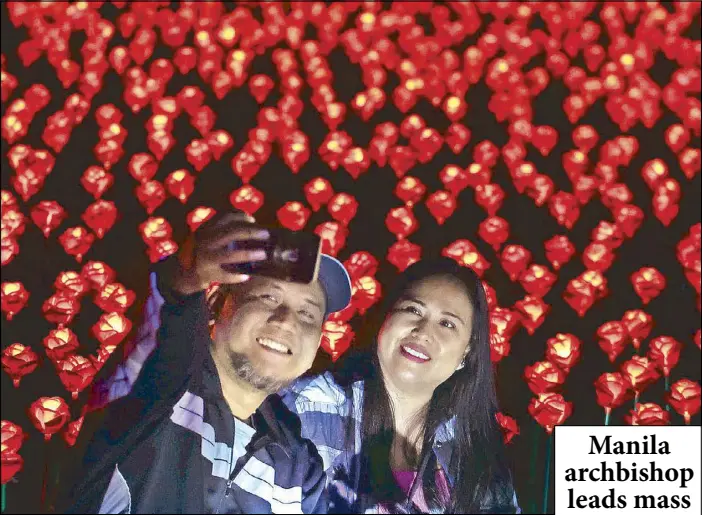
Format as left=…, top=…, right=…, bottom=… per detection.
left=410, top=319, right=431, bottom=338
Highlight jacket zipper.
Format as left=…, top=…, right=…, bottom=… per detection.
left=215, top=441, right=238, bottom=514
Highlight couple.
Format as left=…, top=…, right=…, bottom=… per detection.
left=57, top=212, right=519, bottom=514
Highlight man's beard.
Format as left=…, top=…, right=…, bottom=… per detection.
left=228, top=352, right=293, bottom=394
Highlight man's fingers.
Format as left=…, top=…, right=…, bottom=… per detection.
left=215, top=272, right=251, bottom=285
left=206, top=247, right=268, bottom=265
left=206, top=225, right=270, bottom=249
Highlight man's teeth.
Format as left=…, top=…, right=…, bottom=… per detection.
left=257, top=337, right=291, bottom=355
left=402, top=346, right=430, bottom=361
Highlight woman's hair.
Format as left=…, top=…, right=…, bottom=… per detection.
left=335, top=257, right=516, bottom=513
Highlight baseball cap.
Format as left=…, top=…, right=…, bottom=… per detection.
left=318, top=254, right=353, bottom=317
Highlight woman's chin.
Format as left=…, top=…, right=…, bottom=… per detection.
left=386, top=365, right=432, bottom=391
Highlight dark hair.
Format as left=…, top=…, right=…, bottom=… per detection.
left=335, top=257, right=516, bottom=513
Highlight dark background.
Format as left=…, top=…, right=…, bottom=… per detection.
left=1, top=2, right=700, bottom=514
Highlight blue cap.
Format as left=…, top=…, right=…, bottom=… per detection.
left=318, top=255, right=352, bottom=317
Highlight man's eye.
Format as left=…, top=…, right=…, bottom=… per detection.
left=299, top=309, right=316, bottom=321
left=258, top=293, right=278, bottom=303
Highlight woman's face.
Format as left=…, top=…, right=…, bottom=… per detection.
left=377, top=274, right=475, bottom=396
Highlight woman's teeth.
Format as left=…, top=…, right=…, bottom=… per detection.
left=257, top=337, right=291, bottom=355
left=401, top=345, right=430, bottom=361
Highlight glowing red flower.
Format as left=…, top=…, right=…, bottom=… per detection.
left=528, top=393, right=573, bottom=434
left=27, top=397, right=71, bottom=440
left=1, top=343, right=39, bottom=387
left=666, top=379, right=701, bottom=424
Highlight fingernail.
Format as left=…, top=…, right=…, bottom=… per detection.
left=250, top=250, right=267, bottom=260
left=255, top=230, right=270, bottom=239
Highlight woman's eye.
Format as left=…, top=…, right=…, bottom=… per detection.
left=403, top=305, right=421, bottom=315
left=259, top=294, right=278, bottom=303
left=440, top=319, right=457, bottom=330
left=299, top=310, right=315, bottom=321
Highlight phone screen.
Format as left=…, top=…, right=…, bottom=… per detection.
left=220, top=228, right=322, bottom=284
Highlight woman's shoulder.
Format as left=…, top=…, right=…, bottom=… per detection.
left=284, top=371, right=356, bottom=408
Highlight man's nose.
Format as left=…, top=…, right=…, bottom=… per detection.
left=267, top=303, right=297, bottom=330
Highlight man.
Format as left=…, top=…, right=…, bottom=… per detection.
left=57, top=212, right=352, bottom=514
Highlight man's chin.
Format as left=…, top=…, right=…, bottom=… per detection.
left=229, top=352, right=294, bottom=394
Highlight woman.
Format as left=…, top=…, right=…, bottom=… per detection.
left=282, top=257, right=520, bottom=513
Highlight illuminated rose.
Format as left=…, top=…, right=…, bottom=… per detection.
left=320, top=321, right=354, bottom=362
left=343, top=252, right=379, bottom=280
left=624, top=403, right=670, bottom=426
left=528, top=393, right=573, bottom=434
left=647, top=336, right=682, bottom=377
left=622, top=309, right=654, bottom=351
left=545, top=333, right=582, bottom=372
left=1, top=343, right=39, bottom=387
left=1, top=282, right=30, bottom=321
left=620, top=356, right=660, bottom=393
left=524, top=361, right=566, bottom=395
left=42, top=327, right=80, bottom=362
left=514, top=295, right=549, bottom=335
left=56, top=355, right=97, bottom=399
left=91, top=312, right=133, bottom=347
left=666, top=379, right=701, bottom=424
left=27, top=397, right=71, bottom=440
left=596, top=321, right=629, bottom=362
left=495, top=413, right=519, bottom=445
left=594, top=372, right=632, bottom=414
left=1, top=451, right=23, bottom=484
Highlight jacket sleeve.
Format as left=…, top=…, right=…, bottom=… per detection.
left=280, top=373, right=353, bottom=479
left=87, top=270, right=166, bottom=410
left=300, top=439, right=330, bottom=514
left=88, top=258, right=209, bottom=409
left=54, top=262, right=209, bottom=513
left=127, top=262, right=209, bottom=405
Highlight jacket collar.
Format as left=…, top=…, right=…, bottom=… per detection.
left=199, top=344, right=296, bottom=459
left=433, top=416, right=456, bottom=488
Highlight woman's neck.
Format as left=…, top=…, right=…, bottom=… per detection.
left=382, top=378, right=433, bottom=472
left=384, top=378, right=433, bottom=440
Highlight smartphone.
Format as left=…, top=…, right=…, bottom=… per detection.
left=220, top=227, right=322, bottom=284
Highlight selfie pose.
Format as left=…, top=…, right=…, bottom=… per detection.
left=56, top=212, right=352, bottom=514
left=283, top=258, right=520, bottom=514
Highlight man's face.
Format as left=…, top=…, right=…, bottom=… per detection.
left=211, top=276, right=326, bottom=394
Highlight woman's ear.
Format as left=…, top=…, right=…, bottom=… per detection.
left=463, top=340, right=472, bottom=359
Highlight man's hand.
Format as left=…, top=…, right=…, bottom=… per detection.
left=168, top=212, right=269, bottom=295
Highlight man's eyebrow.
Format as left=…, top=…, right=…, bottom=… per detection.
left=303, top=298, right=324, bottom=312
left=399, top=296, right=466, bottom=326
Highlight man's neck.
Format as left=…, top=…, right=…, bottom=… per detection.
left=211, top=351, right=267, bottom=420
